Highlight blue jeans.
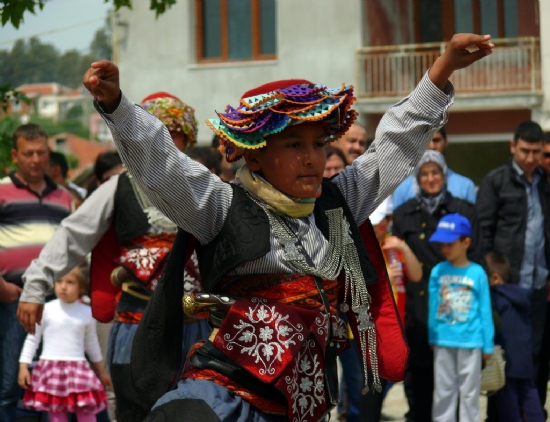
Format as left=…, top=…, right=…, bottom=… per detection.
left=0, top=299, right=28, bottom=422
left=153, top=379, right=287, bottom=422
left=338, top=338, right=363, bottom=422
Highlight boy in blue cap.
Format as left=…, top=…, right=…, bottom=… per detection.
left=428, top=213, right=494, bottom=422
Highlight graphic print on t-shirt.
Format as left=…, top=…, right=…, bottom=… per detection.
left=436, top=275, right=474, bottom=325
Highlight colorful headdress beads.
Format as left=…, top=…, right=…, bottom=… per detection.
left=141, top=92, right=199, bottom=148
left=207, top=79, right=358, bottom=162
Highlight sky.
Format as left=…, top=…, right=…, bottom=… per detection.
left=0, top=0, right=112, bottom=54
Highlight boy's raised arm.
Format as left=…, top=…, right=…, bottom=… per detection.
left=82, top=62, right=233, bottom=245
left=334, top=34, right=493, bottom=225
left=428, top=34, right=493, bottom=90
left=82, top=60, right=121, bottom=112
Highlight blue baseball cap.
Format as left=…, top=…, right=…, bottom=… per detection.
left=429, top=213, right=472, bottom=243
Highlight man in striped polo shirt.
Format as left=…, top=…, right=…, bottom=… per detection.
left=0, top=123, right=72, bottom=422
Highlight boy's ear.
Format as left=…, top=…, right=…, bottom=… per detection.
left=463, top=237, right=471, bottom=248
left=243, top=149, right=262, bottom=172
left=489, top=273, right=502, bottom=286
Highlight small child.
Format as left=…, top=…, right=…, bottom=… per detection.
left=371, top=197, right=423, bottom=324
left=487, top=252, right=545, bottom=421
left=18, top=264, right=111, bottom=422
left=427, top=213, right=494, bottom=422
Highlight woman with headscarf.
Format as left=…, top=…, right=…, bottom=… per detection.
left=392, top=150, right=482, bottom=422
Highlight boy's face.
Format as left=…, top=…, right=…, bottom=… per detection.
left=439, top=237, right=470, bottom=262
left=245, top=123, right=327, bottom=198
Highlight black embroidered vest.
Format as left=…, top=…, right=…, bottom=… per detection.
left=198, top=180, right=378, bottom=292
left=131, top=179, right=379, bottom=407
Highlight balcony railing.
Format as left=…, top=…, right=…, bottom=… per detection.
left=355, top=37, right=541, bottom=99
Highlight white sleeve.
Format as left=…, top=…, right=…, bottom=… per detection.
left=96, top=94, right=233, bottom=245
left=332, top=72, right=454, bottom=225
left=84, top=316, right=103, bottom=363
left=20, top=176, right=118, bottom=304
left=19, top=320, right=44, bottom=364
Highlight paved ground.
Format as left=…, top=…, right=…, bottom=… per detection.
left=380, top=382, right=550, bottom=421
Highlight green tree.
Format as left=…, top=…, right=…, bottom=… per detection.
left=2, top=38, right=60, bottom=87
left=0, top=84, right=28, bottom=172
left=66, top=104, right=83, bottom=120
left=56, top=50, right=83, bottom=88
left=0, top=116, right=17, bottom=173
left=90, top=28, right=112, bottom=61
left=5, top=39, right=27, bottom=86
left=1, top=0, right=176, bottom=29
left=27, top=115, right=90, bottom=139
left=26, top=38, right=59, bottom=84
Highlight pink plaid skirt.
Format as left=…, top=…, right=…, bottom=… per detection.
left=23, top=360, right=108, bottom=414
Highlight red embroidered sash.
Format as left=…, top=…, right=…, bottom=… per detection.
left=117, top=234, right=176, bottom=293
left=183, top=274, right=348, bottom=421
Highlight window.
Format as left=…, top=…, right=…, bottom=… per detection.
left=196, top=0, right=276, bottom=63
left=415, top=0, right=518, bottom=42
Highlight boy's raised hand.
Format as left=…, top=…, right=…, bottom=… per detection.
left=82, top=60, right=121, bottom=113
left=429, top=33, right=494, bottom=91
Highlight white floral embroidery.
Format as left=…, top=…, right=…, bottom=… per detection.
left=239, top=331, right=253, bottom=342
left=285, top=339, right=325, bottom=422
left=224, top=297, right=305, bottom=377
left=259, top=327, right=274, bottom=342
left=183, top=250, right=201, bottom=295
left=314, top=314, right=348, bottom=349
left=121, top=247, right=169, bottom=276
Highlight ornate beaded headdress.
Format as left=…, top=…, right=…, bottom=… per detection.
left=141, top=92, right=198, bottom=149
left=207, top=79, right=358, bottom=162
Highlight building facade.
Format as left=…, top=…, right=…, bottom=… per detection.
left=112, top=0, right=363, bottom=144
left=113, top=0, right=549, bottom=183
left=356, top=0, right=549, bottom=183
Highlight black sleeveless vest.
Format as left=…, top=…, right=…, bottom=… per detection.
left=113, top=172, right=150, bottom=246
left=198, top=180, right=378, bottom=292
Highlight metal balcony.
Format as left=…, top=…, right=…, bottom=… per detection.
left=355, top=37, right=542, bottom=113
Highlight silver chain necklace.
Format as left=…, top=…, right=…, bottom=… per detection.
left=250, top=194, right=382, bottom=393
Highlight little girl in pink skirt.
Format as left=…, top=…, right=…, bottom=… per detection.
left=18, top=264, right=111, bottom=422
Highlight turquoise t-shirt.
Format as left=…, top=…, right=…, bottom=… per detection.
left=428, top=261, right=494, bottom=354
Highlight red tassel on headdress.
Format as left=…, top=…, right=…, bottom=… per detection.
left=141, top=91, right=181, bottom=104
left=241, top=79, right=313, bottom=99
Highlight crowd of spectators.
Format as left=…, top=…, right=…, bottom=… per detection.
left=1, top=116, right=550, bottom=422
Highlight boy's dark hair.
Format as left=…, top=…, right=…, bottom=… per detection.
left=514, top=120, right=543, bottom=144
left=325, top=145, right=349, bottom=166
left=459, top=234, right=470, bottom=242
left=438, top=125, right=447, bottom=139
left=485, top=252, right=511, bottom=283
left=12, top=123, right=48, bottom=149
left=544, top=131, right=550, bottom=144
left=94, top=151, right=122, bottom=183
left=49, top=151, right=69, bottom=178
left=187, top=147, right=222, bottom=176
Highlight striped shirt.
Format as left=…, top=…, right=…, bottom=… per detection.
left=99, top=72, right=454, bottom=277
left=0, top=172, right=72, bottom=286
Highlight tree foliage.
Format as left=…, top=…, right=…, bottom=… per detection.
left=0, top=31, right=111, bottom=88
left=1, top=0, right=176, bottom=29
left=0, top=84, right=29, bottom=172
